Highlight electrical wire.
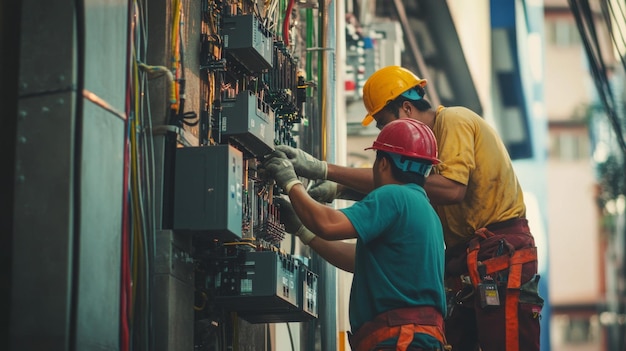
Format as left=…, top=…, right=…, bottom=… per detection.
left=600, top=1, right=626, bottom=73
left=569, top=0, right=626, bottom=153
left=120, top=1, right=134, bottom=350
left=134, top=7, right=151, bottom=347
left=283, top=0, right=295, bottom=46
left=171, top=0, right=182, bottom=115
left=177, top=6, right=188, bottom=123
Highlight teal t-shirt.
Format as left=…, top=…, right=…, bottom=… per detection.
left=340, top=183, right=446, bottom=348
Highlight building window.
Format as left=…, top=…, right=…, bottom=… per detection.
left=550, top=130, right=590, bottom=161
left=546, top=19, right=581, bottom=47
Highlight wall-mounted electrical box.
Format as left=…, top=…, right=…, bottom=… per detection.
left=214, top=250, right=318, bottom=323
left=221, top=91, right=275, bottom=157
left=222, top=14, right=273, bottom=73
left=173, top=145, right=243, bottom=240
left=299, top=264, right=318, bottom=320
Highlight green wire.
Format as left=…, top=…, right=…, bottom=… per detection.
left=306, top=8, right=313, bottom=98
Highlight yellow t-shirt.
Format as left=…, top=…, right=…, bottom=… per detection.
left=432, top=106, right=526, bottom=248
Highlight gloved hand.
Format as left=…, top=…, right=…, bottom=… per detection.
left=308, top=180, right=338, bottom=203
left=308, top=180, right=367, bottom=203
left=274, top=197, right=316, bottom=245
left=276, top=145, right=328, bottom=180
left=262, top=151, right=302, bottom=194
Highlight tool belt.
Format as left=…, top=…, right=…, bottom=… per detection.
left=348, top=306, right=449, bottom=351
left=445, top=218, right=538, bottom=351
left=445, top=219, right=537, bottom=283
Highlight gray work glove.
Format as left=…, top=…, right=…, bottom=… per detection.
left=308, top=180, right=338, bottom=203
left=275, top=145, right=328, bottom=180
left=274, top=197, right=316, bottom=245
left=308, top=180, right=367, bottom=203
left=262, top=151, right=302, bottom=194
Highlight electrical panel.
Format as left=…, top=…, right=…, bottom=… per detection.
left=173, top=145, right=243, bottom=240
left=220, top=90, right=276, bottom=157
left=167, top=0, right=322, bottom=348
left=299, top=263, right=319, bottom=319
left=222, top=14, right=273, bottom=73
left=211, top=249, right=318, bottom=324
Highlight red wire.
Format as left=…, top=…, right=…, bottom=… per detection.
left=120, top=136, right=130, bottom=351
left=283, top=0, right=295, bottom=46
left=120, top=3, right=133, bottom=348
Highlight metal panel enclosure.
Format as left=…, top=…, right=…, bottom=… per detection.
left=12, top=0, right=76, bottom=347
left=221, top=91, right=276, bottom=157
left=153, top=230, right=194, bottom=351
left=222, top=14, right=274, bottom=73
left=215, top=251, right=311, bottom=323
left=173, top=145, right=243, bottom=240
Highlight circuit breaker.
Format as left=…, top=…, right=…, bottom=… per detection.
left=222, top=14, right=273, bottom=73
left=299, top=264, right=319, bottom=320
left=173, top=145, right=243, bottom=240
left=214, top=250, right=318, bottom=323
left=220, top=90, right=276, bottom=157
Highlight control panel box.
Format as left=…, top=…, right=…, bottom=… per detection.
left=215, top=250, right=317, bottom=323
left=221, top=91, right=275, bottom=157
left=173, top=145, right=243, bottom=240
left=299, top=264, right=318, bottom=320
left=222, top=14, right=273, bottom=73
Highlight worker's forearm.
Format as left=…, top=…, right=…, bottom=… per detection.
left=424, top=173, right=466, bottom=205
left=308, top=237, right=356, bottom=273
left=288, top=184, right=355, bottom=240
left=326, top=164, right=374, bottom=194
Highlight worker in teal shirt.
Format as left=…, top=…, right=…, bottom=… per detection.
left=262, top=118, right=449, bottom=351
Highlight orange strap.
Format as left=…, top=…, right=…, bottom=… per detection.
left=352, top=324, right=446, bottom=351
left=466, top=239, right=481, bottom=287
left=466, top=239, right=537, bottom=288
left=482, top=247, right=537, bottom=279
left=465, top=232, right=537, bottom=351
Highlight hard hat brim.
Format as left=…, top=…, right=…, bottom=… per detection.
left=362, top=114, right=374, bottom=126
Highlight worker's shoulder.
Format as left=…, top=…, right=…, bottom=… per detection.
left=441, top=105, right=482, bottom=120
left=439, top=106, right=485, bottom=129
left=377, top=183, right=426, bottom=198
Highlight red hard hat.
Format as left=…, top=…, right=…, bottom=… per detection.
left=365, top=118, right=440, bottom=164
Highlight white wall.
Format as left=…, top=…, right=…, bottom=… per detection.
left=547, top=160, right=601, bottom=304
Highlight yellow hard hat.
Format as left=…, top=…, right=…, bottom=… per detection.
left=361, top=66, right=427, bottom=126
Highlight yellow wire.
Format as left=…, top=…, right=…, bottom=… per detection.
left=170, top=0, right=181, bottom=112
left=130, top=34, right=146, bottom=326
left=193, top=291, right=208, bottom=311
left=207, top=72, right=216, bottom=144
left=130, top=53, right=139, bottom=325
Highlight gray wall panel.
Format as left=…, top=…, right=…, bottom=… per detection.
left=12, top=92, right=77, bottom=350
left=14, top=0, right=77, bottom=349
left=75, top=101, right=125, bottom=350
left=153, top=230, right=194, bottom=351
left=83, top=0, right=129, bottom=112
left=77, top=2, right=127, bottom=348
left=18, top=0, right=75, bottom=96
